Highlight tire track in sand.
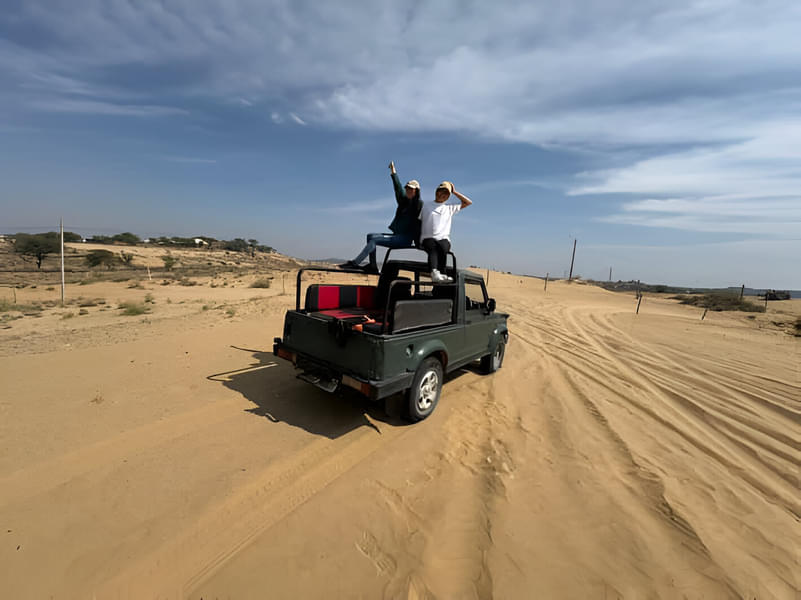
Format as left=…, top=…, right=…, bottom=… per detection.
left=512, top=299, right=800, bottom=597
left=93, top=415, right=409, bottom=598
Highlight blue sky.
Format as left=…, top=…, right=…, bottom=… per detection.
left=1, top=1, right=799, bottom=288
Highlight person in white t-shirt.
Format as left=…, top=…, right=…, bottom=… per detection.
left=419, top=181, right=472, bottom=282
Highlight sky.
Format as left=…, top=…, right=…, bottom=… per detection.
left=1, top=0, right=799, bottom=289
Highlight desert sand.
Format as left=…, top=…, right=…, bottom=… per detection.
left=1, top=262, right=799, bottom=599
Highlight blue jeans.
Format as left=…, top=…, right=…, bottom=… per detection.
left=353, top=233, right=415, bottom=266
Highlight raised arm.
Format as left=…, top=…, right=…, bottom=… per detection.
left=452, top=187, right=472, bottom=209
left=389, top=160, right=404, bottom=202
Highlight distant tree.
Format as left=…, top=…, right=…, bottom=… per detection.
left=63, top=231, right=82, bottom=243
left=112, top=232, right=141, bottom=245
left=13, top=232, right=61, bottom=269
left=119, top=251, right=134, bottom=266
left=223, top=238, right=249, bottom=252
left=91, top=235, right=113, bottom=244
left=248, top=238, right=259, bottom=247
left=85, top=249, right=118, bottom=269
left=162, top=254, right=178, bottom=271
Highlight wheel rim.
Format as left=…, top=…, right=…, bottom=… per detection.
left=417, top=370, right=438, bottom=411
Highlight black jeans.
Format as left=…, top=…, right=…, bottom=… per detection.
left=421, top=238, right=451, bottom=272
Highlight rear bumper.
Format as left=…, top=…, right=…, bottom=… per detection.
left=273, top=338, right=413, bottom=400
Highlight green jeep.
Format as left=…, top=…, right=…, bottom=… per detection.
left=273, top=251, right=509, bottom=421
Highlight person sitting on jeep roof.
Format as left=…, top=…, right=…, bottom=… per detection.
left=420, top=181, right=472, bottom=282
left=339, top=161, right=422, bottom=274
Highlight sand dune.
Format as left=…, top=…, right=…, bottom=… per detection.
left=0, top=273, right=798, bottom=599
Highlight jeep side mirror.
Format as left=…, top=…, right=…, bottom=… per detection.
left=486, top=298, right=496, bottom=313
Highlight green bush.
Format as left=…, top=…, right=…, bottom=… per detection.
left=223, top=238, right=249, bottom=252
left=86, top=249, right=119, bottom=269
left=672, top=293, right=765, bottom=313
left=162, top=255, right=177, bottom=271
left=112, top=232, right=141, bottom=245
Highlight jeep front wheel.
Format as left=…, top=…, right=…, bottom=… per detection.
left=407, top=357, right=443, bottom=422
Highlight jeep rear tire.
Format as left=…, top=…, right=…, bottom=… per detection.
left=406, top=357, right=443, bottom=422
left=480, top=340, right=505, bottom=374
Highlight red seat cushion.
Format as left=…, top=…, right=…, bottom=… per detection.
left=305, top=285, right=340, bottom=310
left=305, top=284, right=377, bottom=311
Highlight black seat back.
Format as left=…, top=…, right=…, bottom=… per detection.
left=391, top=299, right=453, bottom=333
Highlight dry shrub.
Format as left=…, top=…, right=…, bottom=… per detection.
left=672, top=293, right=765, bottom=313
left=119, top=301, right=149, bottom=316
left=250, top=277, right=272, bottom=288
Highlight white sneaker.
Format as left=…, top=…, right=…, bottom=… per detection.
left=443, top=275, right=453, bottom=282
left=431, top=269, right=445, bottom=282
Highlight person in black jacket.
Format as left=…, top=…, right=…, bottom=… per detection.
left=339, top=161, right=422, bottom=273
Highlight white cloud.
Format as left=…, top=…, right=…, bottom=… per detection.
left=3, top=0, right=801, bottom=239
left=5, top=2, right=800, bottom=142
left=573, top=122, right=801, bottom=235
left=32, top=98, right=188, bottom=117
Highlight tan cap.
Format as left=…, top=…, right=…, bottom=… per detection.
left=436, top=181, right=453, bottom=193
left=405, top=180, right=420, bottom=190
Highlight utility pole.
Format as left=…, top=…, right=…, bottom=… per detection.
left=568, top=239, right=577, bottom=282
left=60, top=217, right=65, bottom=306
left=609, top=267, right=612, bottom=282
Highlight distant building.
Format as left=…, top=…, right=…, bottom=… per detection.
left=194, top=238, right=209, bottom=246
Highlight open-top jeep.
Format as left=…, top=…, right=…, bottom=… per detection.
left=273, top=250, right=509, bottom=421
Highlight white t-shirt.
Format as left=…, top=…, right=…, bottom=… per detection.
left=419, top=201, right=461, bottom=241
